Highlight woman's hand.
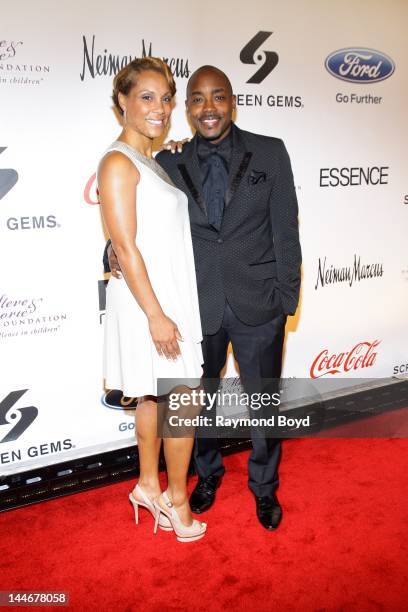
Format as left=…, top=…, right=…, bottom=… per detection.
left=160, top=138, right=190, bottom=154
left=148, top=313, right=183, bottom=360
left=108, top=244, right=122, bottom=278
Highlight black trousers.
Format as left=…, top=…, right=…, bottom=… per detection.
left=194, top=301, right=287, bottom=497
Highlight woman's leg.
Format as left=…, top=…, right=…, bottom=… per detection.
left=162, top=387, right=202, bottom=525
left=163, top=436, right=195, bottom=526
left=135, top=397, right=162, bottom=499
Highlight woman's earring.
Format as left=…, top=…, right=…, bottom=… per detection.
left=123, top=108, right=127, bottom=124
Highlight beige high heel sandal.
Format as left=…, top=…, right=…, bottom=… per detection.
left=153, top=491, right=207, bottom=542
left=129, top=484, right=173, bottom=531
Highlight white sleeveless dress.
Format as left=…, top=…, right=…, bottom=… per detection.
left=101, top=141, right=203, bottom=397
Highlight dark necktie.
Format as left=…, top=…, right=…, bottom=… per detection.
left=197, top=141, right=230, bottom=231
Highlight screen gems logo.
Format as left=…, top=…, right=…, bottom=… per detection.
left=240, top=31, right=278, bottom=84
left=0, top=390, right=38, bottom=443
left=238, top=32, right=303, bottom=109
left=6, top=215, right=60, bottom=230
left=0, top=147, right=18, bottom=200
left=393, top=362, right=408, bottom=375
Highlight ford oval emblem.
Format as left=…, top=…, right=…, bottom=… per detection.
left=101, top=390, right=138, bottom=410
left=325, top=48, right=395, bottom=83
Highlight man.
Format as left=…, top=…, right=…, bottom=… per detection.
left=105, top=65, right=301, bottom=530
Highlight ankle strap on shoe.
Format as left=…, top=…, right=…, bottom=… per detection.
left=162, top=492, right=174, bottom=508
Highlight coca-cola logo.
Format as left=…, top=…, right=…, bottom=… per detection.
left=310, top=340, right=380, bottom=379
left=84, top=172, right=98, bottom=205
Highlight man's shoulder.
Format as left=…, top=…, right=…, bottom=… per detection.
left=237, top=126, right=284, bottom=150
left=155, top=139, right=195, bottom=169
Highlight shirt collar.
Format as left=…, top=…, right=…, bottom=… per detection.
left=196, top=124, right=234, bottom=152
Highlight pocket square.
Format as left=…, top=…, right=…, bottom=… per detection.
left=248, top=169, right=267, bottom=185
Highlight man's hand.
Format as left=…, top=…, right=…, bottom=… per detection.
left=160, top=138, right=190, bottom=154
left=107, top=243, right=122, bottom=278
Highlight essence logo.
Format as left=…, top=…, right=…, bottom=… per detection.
left=0, top=390, right=38, bottom=443
left=240, top=31, right=279, bottom=84
left=0, top=147, right=18, bottom=200
left=319, top=166, right=389, bottom=187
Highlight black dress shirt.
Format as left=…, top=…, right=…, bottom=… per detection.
left=196, top=129, right=233, bottom=231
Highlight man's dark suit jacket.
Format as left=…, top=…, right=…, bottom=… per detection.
left=104, top=123, right=301, bottom=336
left=156, top=123, right=301, bottom=334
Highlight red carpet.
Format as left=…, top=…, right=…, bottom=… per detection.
left=1, top=438, right=407, bottom=611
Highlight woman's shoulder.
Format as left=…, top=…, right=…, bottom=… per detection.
left=98, top=148, right=140, bottom=184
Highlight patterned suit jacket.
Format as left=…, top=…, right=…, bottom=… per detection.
left=104, top=123, right=301, bottom=335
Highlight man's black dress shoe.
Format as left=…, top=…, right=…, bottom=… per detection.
left=190, top=475, right=222, bottom=514
left=255, top=494, right=282, bottom=530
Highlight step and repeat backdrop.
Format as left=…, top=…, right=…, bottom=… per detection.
left=1, top=0, right=407, bottom=475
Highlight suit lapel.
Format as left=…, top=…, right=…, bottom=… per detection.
left=177, top=136, right=207, bottom=216
left=176, top=126, right=253, bottom=214
left=226, top=125, right=253, bottom=206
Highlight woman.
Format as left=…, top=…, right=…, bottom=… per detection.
left=98, top=58, right=206, bottom=542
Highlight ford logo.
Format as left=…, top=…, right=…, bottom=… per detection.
left=325, top=48, right=395, bottom=83
left=101, top=390, right=137, bottom=410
